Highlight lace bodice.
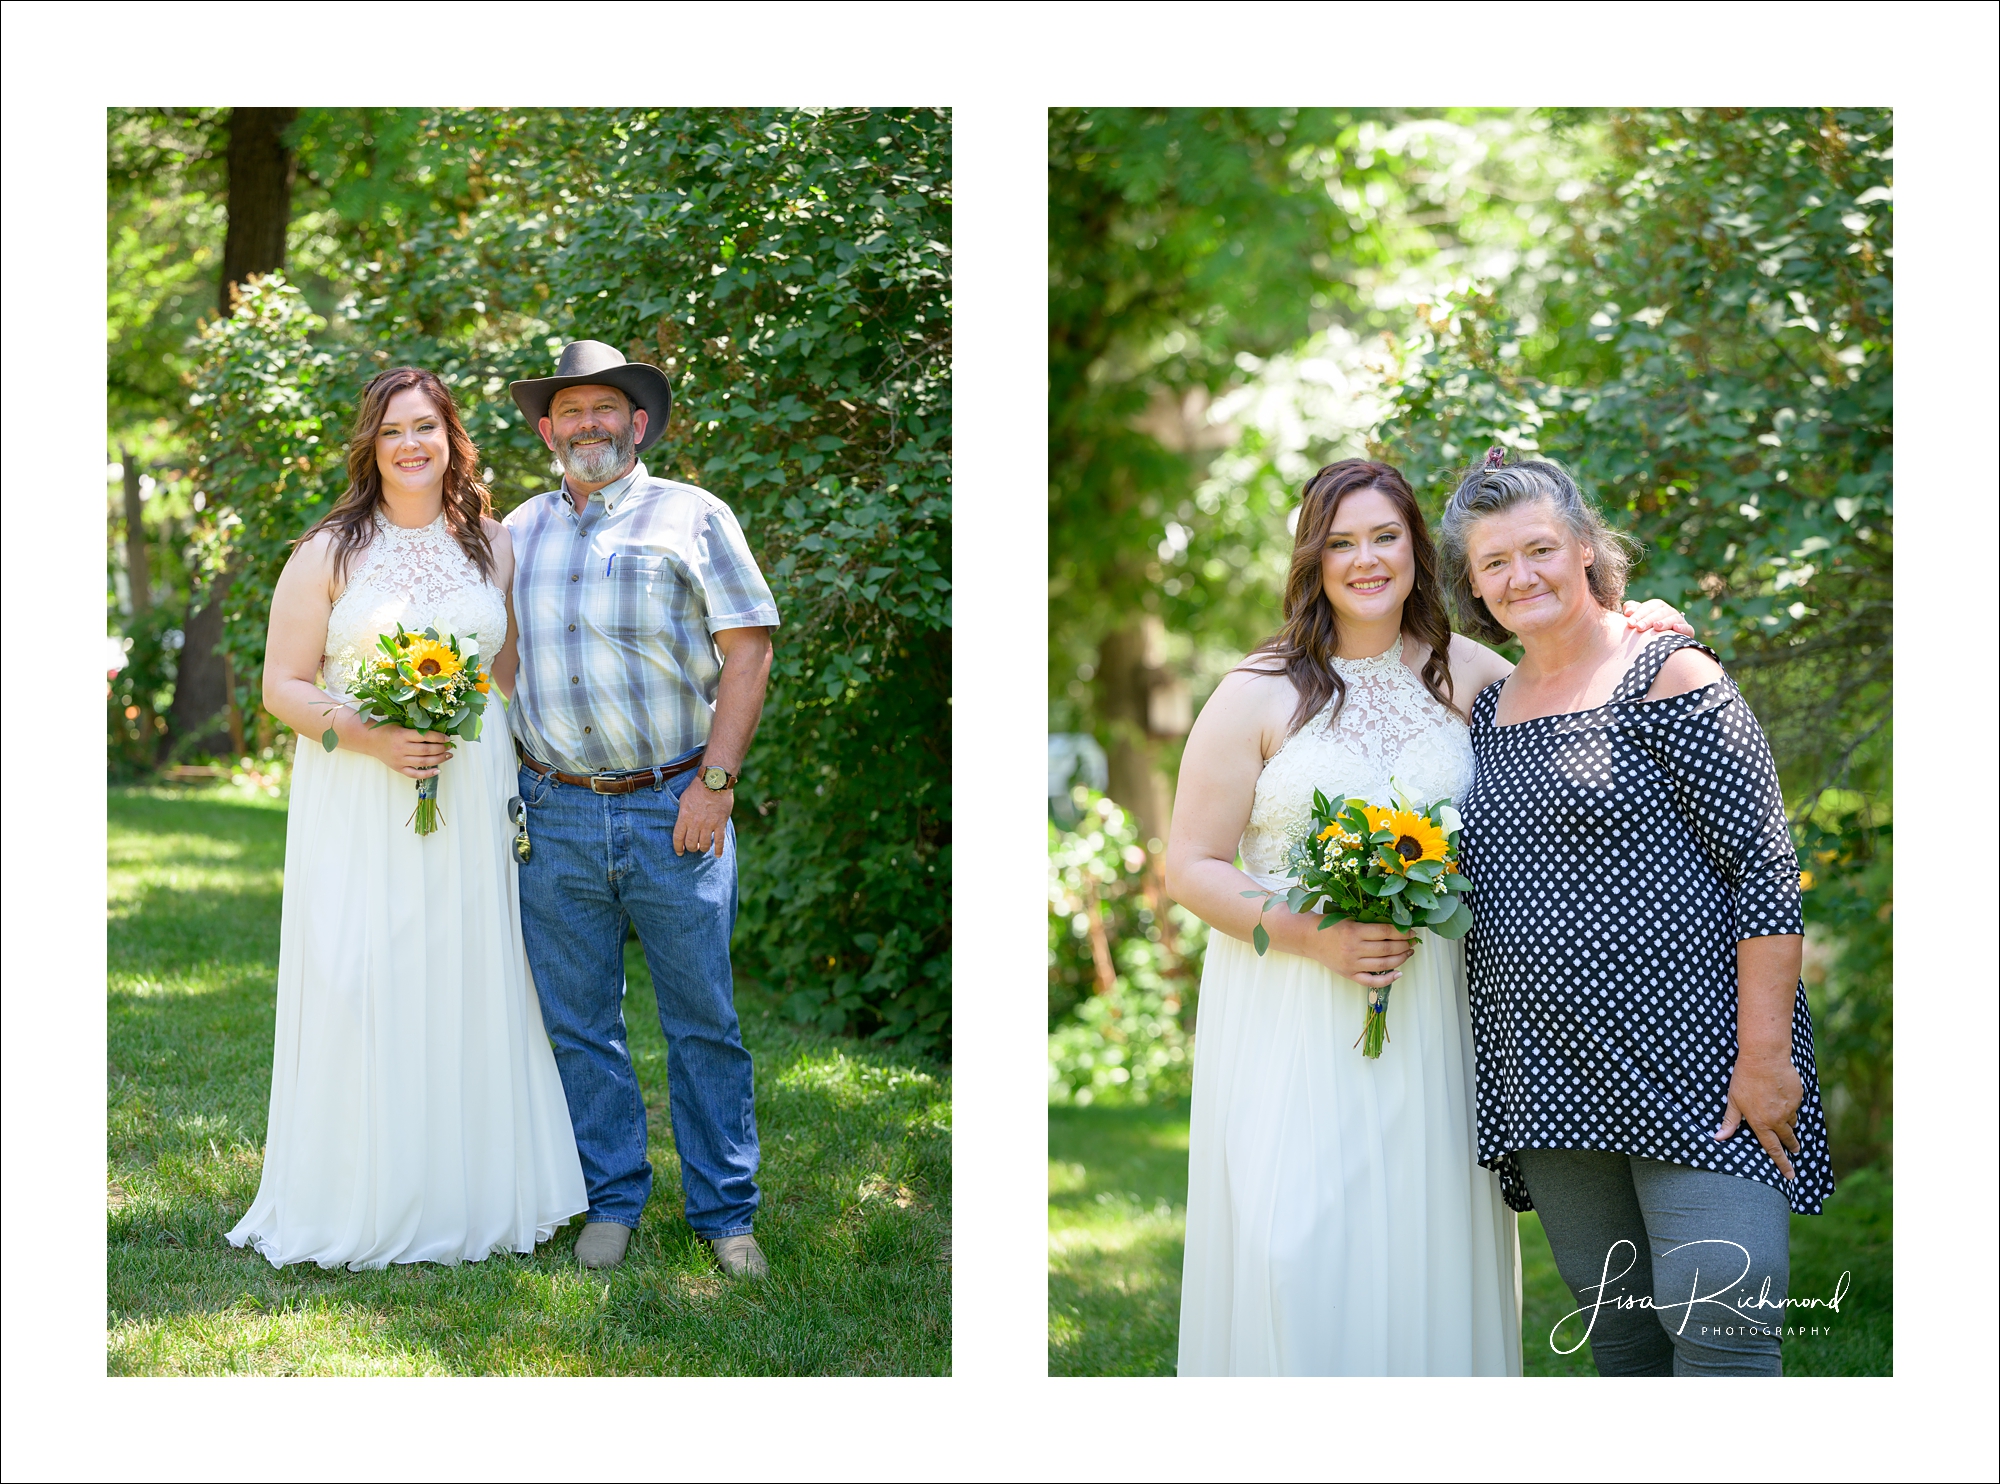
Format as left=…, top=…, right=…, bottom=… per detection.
left=322, top=513, right=505, bottom=695
left=1238, top=638, right=1475, bottom=879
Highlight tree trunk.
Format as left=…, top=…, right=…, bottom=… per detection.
left=1096, top=616, right=1187, bottom=849
left=168, top=572, right=235, bottom=756
left=219, top=107, right=297, bottom=314
left=121, top=450, right=150, bottom=614
left=170, top=108, right=294, bottom=761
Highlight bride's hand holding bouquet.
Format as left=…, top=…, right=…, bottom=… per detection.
left=323, top=623, right=492, bottom=834
left=1244, top=788, right=1472, bottom=1056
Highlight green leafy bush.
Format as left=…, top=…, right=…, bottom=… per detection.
left=185, top=109, right=950, bottom=1053
left=1374, top=108, right=1892, bottom=1166
left=1048, top=791, right=1206, bottom=1106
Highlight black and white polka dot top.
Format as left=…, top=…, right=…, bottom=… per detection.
left=1461, top=633, right=1833, bottom=1216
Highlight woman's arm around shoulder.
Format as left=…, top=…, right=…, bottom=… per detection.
left=1442, top=632, right=1513, bottom=721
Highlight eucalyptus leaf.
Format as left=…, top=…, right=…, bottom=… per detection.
left=321, top=728, right=339, bottom=753
left=1252, top=922, right=1270, bottom=956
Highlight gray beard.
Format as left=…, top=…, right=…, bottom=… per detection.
left=555, top=423, right=635, bottom=485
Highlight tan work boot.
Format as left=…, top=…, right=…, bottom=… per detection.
left=575, top=1221, right=633, bottom=1269
left=708, top=1233, right=768, bottom=1279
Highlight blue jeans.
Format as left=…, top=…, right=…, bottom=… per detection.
left=516, top=758, right=760, bottom=1237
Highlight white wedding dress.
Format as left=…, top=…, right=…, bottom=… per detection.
left=1177, top=639, right=1521, bottom=1375
left=228, top=513, right=586, bottom=1269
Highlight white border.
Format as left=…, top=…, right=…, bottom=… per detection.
left=3, top=2, right=1994, bottom=1481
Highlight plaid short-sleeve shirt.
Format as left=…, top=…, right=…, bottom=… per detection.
left=505, top=461, right=780, bottom=774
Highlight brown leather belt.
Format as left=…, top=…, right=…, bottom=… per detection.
left=516, top=746, right=702, bottom=795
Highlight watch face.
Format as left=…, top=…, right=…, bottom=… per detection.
left=703, top=766, right=730, bottom=790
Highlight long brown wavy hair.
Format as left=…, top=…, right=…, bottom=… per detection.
left=301, top=367, right=495, bottom=582
left=1242, top=459, right=1457, bottom=736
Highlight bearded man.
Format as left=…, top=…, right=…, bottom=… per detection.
left=504, top=341, right=777, bottom=1276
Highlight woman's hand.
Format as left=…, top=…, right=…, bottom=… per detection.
left=1301, top=918, right=1417, bottom=987
left=1622, top=597, right=1696, bottom=636
left=1716, top=1050, right=1804, bottom=1181
left=1720, top=933, right=1806, bottom=1180
left=342, top=714, right=453, bottom=779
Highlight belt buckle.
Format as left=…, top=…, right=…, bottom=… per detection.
left=589, top=772, right=624, bottom=795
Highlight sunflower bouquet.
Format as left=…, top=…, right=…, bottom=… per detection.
left=323, top=624, right=491, bottom=835
left=1243, top=788, right=1473, bottom=1057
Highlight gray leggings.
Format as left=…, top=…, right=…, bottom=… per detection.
left=1516, top=1148, right=1792, bottom=1376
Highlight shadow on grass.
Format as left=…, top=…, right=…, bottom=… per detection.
left=107, top=787, right=951, bottom=1376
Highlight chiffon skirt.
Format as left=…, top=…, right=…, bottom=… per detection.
left=228, top=721, right=587, bottom=1269
left=1177, top=919, right=1522, bottom=1375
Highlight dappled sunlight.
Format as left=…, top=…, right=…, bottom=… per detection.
left=774, top=1049, right=944, bottom=1109
left=110, top=965, right=272, bottom=1000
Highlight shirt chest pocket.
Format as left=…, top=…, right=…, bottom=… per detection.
left=597, top=554, right=672, bottom=640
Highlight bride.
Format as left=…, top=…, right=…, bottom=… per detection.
left=228, top=367, right=586, bottom=1269
left=1165, top=458, right=1686, bottom=1374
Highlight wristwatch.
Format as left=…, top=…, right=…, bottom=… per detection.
left=699, top=765, right=738, bottom=792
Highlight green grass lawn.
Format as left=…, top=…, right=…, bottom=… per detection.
left=108, top=784, right=951, bottom=1376
left=1048, top=1101, right=1889, bottom=1377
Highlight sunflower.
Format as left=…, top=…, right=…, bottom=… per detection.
left=1371, top=808, right=1449, bottom=871
left=401, top=636, right=464, bottom=681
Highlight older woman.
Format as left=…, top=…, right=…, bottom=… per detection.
left=1442, top=449, right=1832, bottom=1377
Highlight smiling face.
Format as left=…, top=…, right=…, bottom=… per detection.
left=1464, top=497, right=1597, bottom=638
left=375, top=386, right=451, bottom=496
left=1318, top=485, right=1417, bottom=628
left=542, top=383, right=647, bottom=486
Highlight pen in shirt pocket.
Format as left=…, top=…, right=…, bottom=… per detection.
left=605, top=552, right=616, bottom=576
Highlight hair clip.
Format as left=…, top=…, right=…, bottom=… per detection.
left=1482, top=445, right=1508, bottom=470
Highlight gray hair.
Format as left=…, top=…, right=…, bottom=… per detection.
left=1437, top=450, right=1637, bottom=643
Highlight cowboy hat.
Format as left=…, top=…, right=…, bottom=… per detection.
left=509, top=340, right=673, bottom=453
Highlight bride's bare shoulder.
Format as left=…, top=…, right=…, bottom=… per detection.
left=286, top=525, right=343, bottom=581
left=1211, top=655, right=1297, bottom=707
left=1193, top=656, right=1298, bottom=752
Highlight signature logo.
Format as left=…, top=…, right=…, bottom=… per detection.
left=1551, top=1239, right=1853, bottom=1355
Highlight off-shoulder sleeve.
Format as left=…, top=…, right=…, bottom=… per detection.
left=1627, top=679, right=1803, bottom=941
